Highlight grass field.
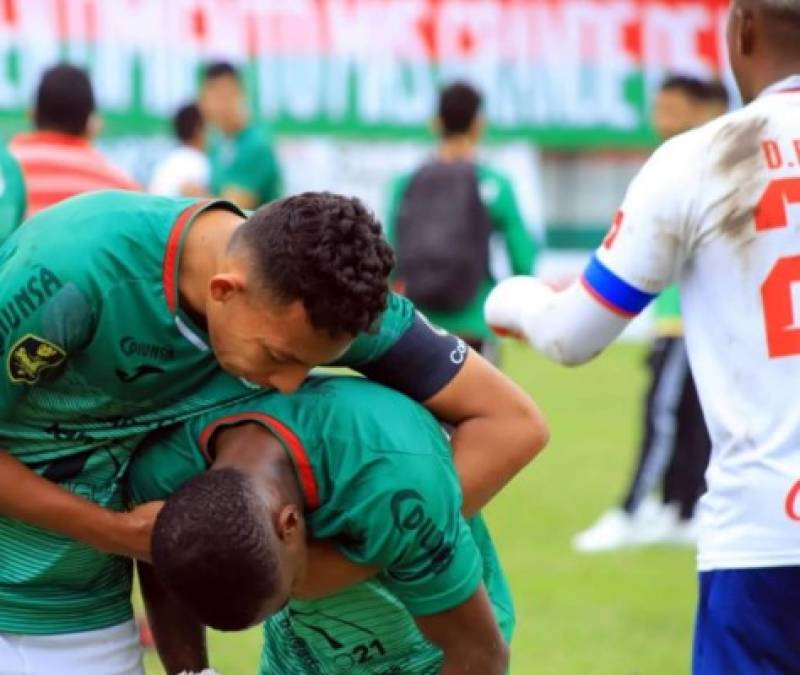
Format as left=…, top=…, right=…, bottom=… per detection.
left=143, top=342, right=697, bottom=674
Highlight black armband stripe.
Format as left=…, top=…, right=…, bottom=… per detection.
left=356, top=312, right=467, bottom=402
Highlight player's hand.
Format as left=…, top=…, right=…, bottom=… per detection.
left=107, top=501, right=164, bottom=562
left=484, top=276, right=556, bottom=342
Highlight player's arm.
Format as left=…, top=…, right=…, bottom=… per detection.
left=128, top=423, right=214, bottom=672
left=138, top=560, right=209, bottom=674
left=485, top=135, right=695, bottom=365
left=492, top=173, right=537, bottom=275
left=340, top=453, right=508, bottom=672
left=343, top=294, right=548, bottom=516
left=0, top=282, right=159, bottom=559
left=0, top=452, right=158, bottom=560
left=416, top=587, right=508, bottom=675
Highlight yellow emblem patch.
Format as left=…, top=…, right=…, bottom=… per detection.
left=7, top=334, right=66, bottom=384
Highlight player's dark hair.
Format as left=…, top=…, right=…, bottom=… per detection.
left=173, top=103, right=203, bottom=144
left=438, top=81, right=483, bottom=138
left=33, top=64, right=95, bottom=136
left=702, top=80, right=731, bottom=107
left=230, top=192, right=394, bottom=338
left=151, top=468, right=282, bottom=631
left=660, top=75, right=729, bottom=106
left=203, top=61, right=241, bottom=83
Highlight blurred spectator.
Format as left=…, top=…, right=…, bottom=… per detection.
left=0, top=143, right=26, bottom=243
left=386, top=82, right=537, bottom=354
left=573, top=76, right=729, bottom=553
left=200, top=61, right=281, bottom=209
left=9, top=64, right=139, bottom=217
left=148, top=103, right=210, bottom=197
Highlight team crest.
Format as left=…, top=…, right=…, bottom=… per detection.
left=7, top=334, right=66, bottom=384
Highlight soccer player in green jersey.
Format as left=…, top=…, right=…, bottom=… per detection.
left=386, top=82, right=537, bottom=353
left=201, top=62, right=282, bottom=209
left=131, top=375, right=514, bottom=675
left=0, top=143, right=26, bottom=243
left=0, top=188, right=546, bottom=673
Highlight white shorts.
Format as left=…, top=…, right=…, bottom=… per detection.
left=0, top=619, right=144, bottom=675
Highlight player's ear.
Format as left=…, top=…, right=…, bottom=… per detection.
left=470, top=115, right=486, bottom=140
left=208, top=273, right=244, bottom=302
left=736, top=7, right=756, bottom=57
left=275, top=504, right=303, bottom=541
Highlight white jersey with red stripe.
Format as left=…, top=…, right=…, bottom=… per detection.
left=486, top=75, right=800, bottom=571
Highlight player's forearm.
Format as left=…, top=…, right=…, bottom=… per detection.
left=485, top=277, right=630, bottom=365
left=450, top=406, right=547, bottom=517
left=440, top=642, right=509, bottom=675
left=139, top=561, right=210, bottom=674
left=425, top=351, right=548, bottom=516
left=417, top=587, right=509, bottom=675
left=0, top=451, right=154, bottom=560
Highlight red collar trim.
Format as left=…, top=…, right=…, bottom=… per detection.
left=197, top=412, right=320, bottom=510
left=162, top=201, right=211, bottom=314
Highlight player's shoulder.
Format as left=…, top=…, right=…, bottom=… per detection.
left=7, top=192, right=197, bottom=277
left=657, top=104, right=769, bottom=172
left=388, top=169, right=414, bottom=196
left=240, top=123, right=275, bottom=153
left=631, top=111, right=745, bottom=200
left=300, top=374, right=412, bottom=410
left=475, top=162, right=512, bottom=200
left=475, top=162, right=510, bottom=185
left=298, top=375, right=438, bottom=437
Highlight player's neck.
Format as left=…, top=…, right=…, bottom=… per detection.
left=266, top=459, right=303, bottom=508
left=220, top=108, right=249, bottom=137
left=178, top=208, right=244, bottom=320
left=438, top=137, right=476, bottom=162
left=753, top=60, right=800, bottom=99
left=248, top=445, right=303, bottom=509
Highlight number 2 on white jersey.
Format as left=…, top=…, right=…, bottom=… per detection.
left=758, top=178, right=800, bottom=357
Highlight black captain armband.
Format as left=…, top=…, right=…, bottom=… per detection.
left=356, top=312, right=468, bottom=402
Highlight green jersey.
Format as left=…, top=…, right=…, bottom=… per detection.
left=209, top=123, right=282, bottom=206
left=386, top=162, right=537, bottom=339
left=0, top=190, right=429, bottom=635
left=129, top=375, right=514, bottom=675
left=0, top=144, right=26, bottom=243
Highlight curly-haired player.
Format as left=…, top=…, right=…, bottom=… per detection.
left=0, top=188, right=546, bottom=674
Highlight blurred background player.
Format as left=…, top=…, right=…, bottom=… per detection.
left=200, top=62, right=282, bottom=210
left=0, top=143, right=26, bottom=243
left=486, top=0, right=800, bottom=670
left=574, top=76, right=729, bottom=553
left=387, top=82, right=537, bottom=356
left=148, top=103, right=210, bottom=198
left=9, top=64, right=139, bottom=217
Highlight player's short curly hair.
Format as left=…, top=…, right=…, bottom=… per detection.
left=230, top=192, right=395, bottom=337
left=151, top=468, right=281, bottom=631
